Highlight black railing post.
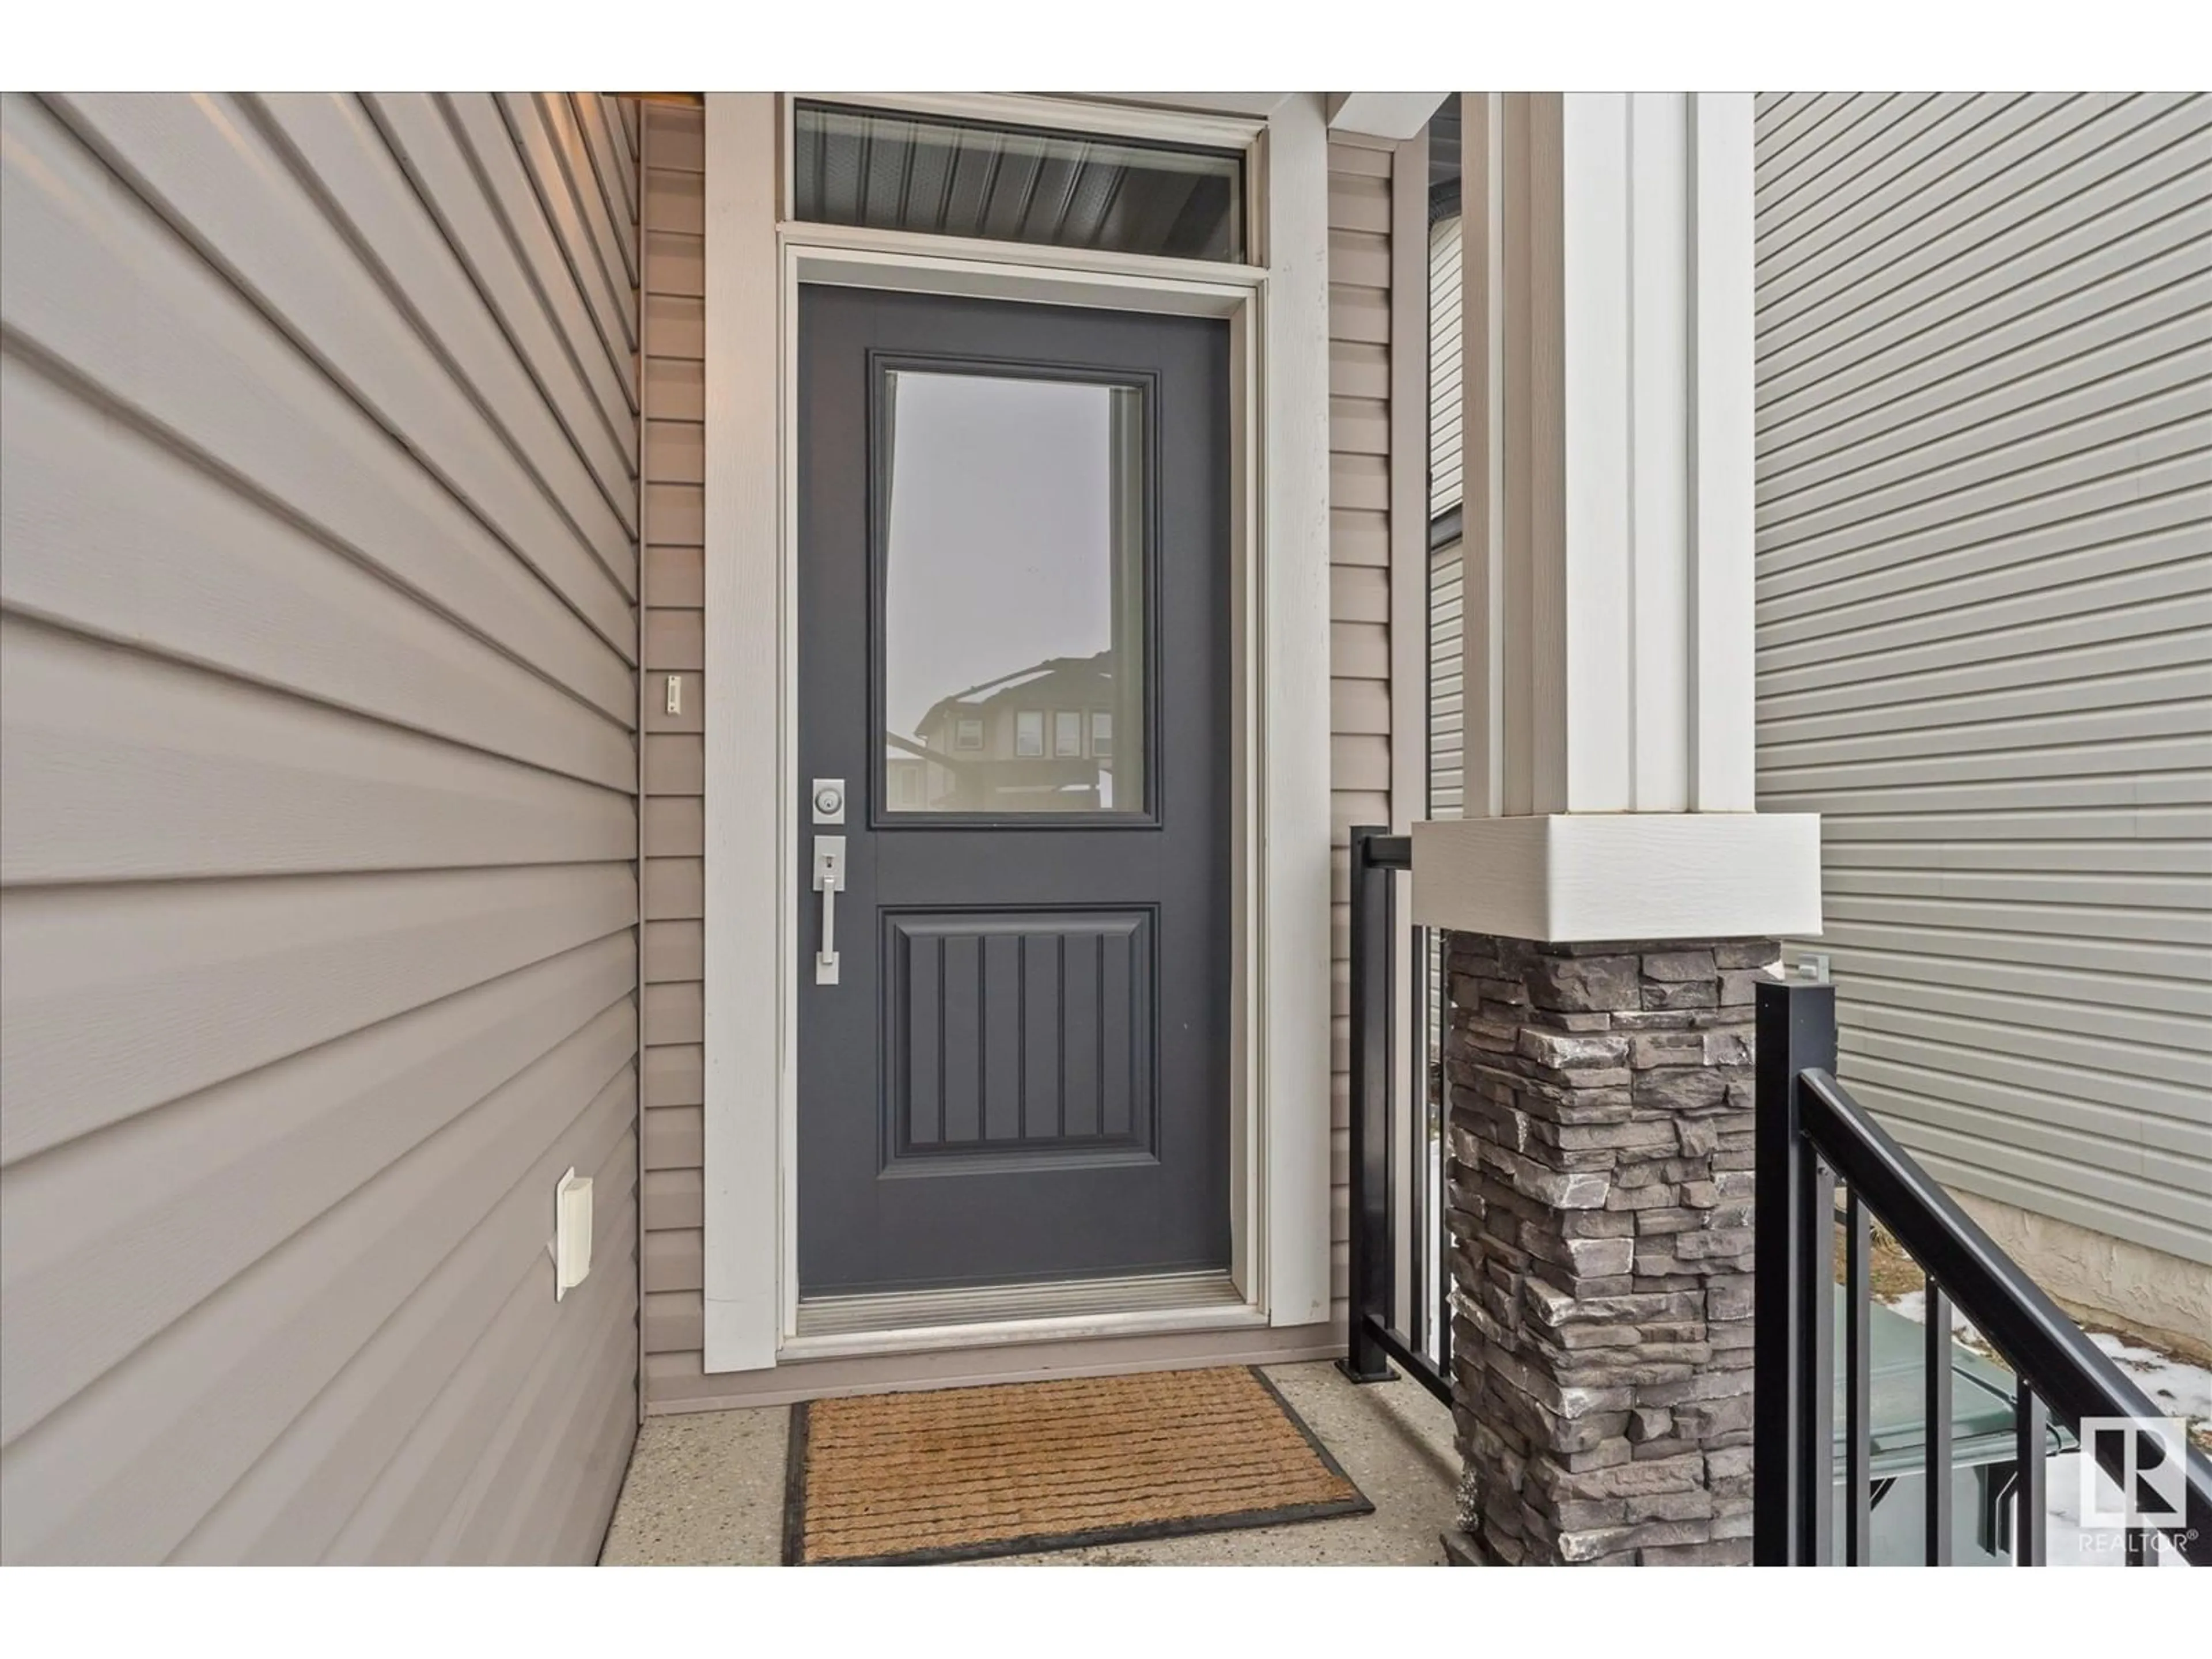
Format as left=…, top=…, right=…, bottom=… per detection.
left=1338, top=825, right=1395, bottom=1383
left=2013, top=1385, right=2048, bottom=1565
left=1806, top=1156, right=1837, bottom=1565
left=1926, top=1281, right=1955, bottom=1564
left=1843, top=1190, right=1874, bottom=1565
left=1753, top=976, right=1837, bottom=1566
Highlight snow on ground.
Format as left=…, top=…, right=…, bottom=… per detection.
left=2082, top=1328, right=2212, bottom=1442
left=1881, top=1289, right=2207, bottom=1567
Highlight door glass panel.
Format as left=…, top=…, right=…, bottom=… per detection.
left=794, top=101, right=1245, bottom=263
left=880, top=368, right=1147, bottom=817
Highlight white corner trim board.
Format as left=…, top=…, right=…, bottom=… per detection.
left=1410, top=813, right=1823, bottom=943
left=1257, top=91, right=1335, bottom=1332
left=1326, top=93, right=1451, bottom=142
left=701, top=92, right=782, bottom=1373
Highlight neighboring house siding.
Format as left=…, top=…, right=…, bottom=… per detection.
left=1428, top=538, right=1464, bottom=821
left=1428, top=214, right=1465, bottom=518
left=1425, top=209, right=1465, bottom=1131
left=0, top=92, right=643, bottom=1562
left=1752, top=93, right=2212, bottom=1268
left=1424, top=536, right=1464, bottom=1086
left=1426, top=203, right=1467, bottom=824
left=635, top=101, right=713, bottom=1392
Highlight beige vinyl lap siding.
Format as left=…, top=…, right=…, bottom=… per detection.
left=0, top=92, right=642, bottom=1563
left=1752, top=92, right=2212, bottom=1268
left=1329, top=135, right=1419, bottom=1316
left=637, top=100, right=712, bottom=1384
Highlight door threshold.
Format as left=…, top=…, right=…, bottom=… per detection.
left=782, top=1270, right=1262, bottom=1361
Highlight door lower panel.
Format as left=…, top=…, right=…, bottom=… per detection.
left=884, top=907, right=1156, bottom=1166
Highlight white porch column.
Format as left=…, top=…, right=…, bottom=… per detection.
left=1412, top=92, right=1820, bottom=943
left=1425, top=97, right=1818, bottom=1566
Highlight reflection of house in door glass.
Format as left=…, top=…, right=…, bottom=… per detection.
left=880, top=367, right=1147, bottom=815
left=891, top=653, right=1124, bottom=812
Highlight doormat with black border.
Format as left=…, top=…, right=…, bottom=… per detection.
left=782, top=1365, right=1372, bottom=1565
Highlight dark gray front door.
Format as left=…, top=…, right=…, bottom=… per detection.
left=796, top=285, right=1230, bottom=1298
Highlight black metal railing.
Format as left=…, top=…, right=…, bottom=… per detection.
left=1339, top=825, right=1453, bottom=1406
left=1754, top=978, right=2211, bottom=1566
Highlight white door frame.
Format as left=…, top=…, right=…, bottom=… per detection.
left=700, top=92, right=1334, bottom=1372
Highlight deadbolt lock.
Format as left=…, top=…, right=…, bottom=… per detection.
left=811, top=778, right=846, bottom=825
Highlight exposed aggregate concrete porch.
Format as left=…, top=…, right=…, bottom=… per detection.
left=600, top=1359, right=1458, bottom=1566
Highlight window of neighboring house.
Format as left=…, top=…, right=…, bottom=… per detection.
left=1015, top=710, right=1045, bottom=757
left=954, top=717, right=984, bottom=751
left=1054, top=711, right=1084, bottom=756
left=793, top=101, right=1247, bottom=264
left=1090, top=711, right=1113, bottom=757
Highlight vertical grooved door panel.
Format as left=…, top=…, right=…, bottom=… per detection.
left=884, top=911, right=1155, bottom=1165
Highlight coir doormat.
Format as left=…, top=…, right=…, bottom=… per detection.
left=782, top=1365, right=1371, bottom=1565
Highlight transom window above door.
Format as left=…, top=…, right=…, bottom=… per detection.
left=793, top=101, right=1247, bottom=263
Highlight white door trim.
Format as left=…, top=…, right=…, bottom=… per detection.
left=701, top=92, right=1333, bottom=1372
left=700, top=93, right=781, bottom=1374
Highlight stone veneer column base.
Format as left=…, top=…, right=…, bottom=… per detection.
left=1441, top=932, right=1779, bottom=1567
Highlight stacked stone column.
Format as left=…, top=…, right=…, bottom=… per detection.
left=1442, top=934, right=1779, bottom=1566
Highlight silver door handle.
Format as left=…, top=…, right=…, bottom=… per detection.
left=812, top=836, right=845, bottom=985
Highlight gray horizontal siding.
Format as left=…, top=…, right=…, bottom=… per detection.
left=1428, top=537, right=1465, bottom=821
left=1752, top=92, right=2212, bottom=1268
left=1428, top=215, right=1464, bottom=516
left=1426, top=534, right=1464, bottom=1074
left=0, top=91, right=642, bottom=1562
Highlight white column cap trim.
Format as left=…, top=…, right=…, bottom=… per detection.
left=1411, top=813, right=1823, bottom=942
left=1326, top=93, right=1450, bottom=141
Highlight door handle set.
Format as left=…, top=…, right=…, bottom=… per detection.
left=812, top=836, right=846, bottom=985
left=810, top=780, right=848, bottom=986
